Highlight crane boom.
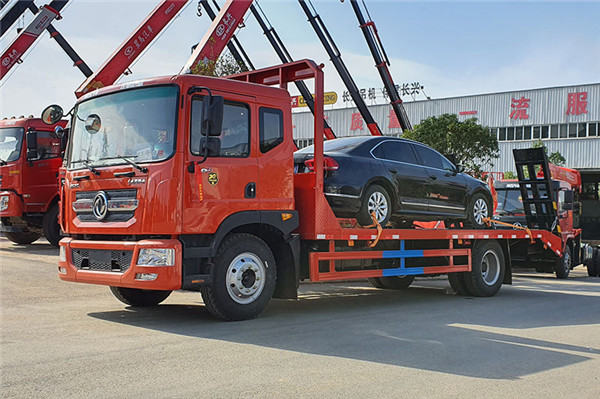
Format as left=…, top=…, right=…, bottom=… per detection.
left=348, top=0, right=412, bottom=132
left=181, top=0, right=252, bottom=75
left=0, top=0, right=35, bottom=37
left=75, top=0, right=189, bottom=98
left=0, top=4, right=60, bottom=80
left=298, top=0, right=382, bottom=136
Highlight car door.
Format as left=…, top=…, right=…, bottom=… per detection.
left=412, top=144, right=467, bottom=215
left=371, top=140, right=429, bottom=212
left=22, top=130, right=62, bottom=212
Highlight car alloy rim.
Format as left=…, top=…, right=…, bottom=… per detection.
left=473, top=198, right=488, bottom=225
left=368, top=191, right=388, bottom=223
left=481, top=250, right=500, bottom=286
left=226, top=252, right=266, bottom=305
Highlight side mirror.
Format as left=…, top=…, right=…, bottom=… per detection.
left=563, top=190, right=574, bottom=204
left=41, top=104, right=64, bottom=125
left=26, top=130, right=38, bottom=160
left=562, top=203, right=573, bottom=211
left=200, top=137, right=221, bottom=157
left=201, top=95, right=224, bottom=137
left=455, top=164, right=463, bottom=173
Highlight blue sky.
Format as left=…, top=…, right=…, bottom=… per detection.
left=1, top=0, right=599, bottom=118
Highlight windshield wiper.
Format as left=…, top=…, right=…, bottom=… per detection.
left=71, top=159, right=100, bottom=176
left=100, top=155, right=148, bottom=173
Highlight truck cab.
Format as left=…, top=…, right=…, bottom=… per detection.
left=0, top=117, right=66, bottom=246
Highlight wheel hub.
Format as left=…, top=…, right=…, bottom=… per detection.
left=226, top=253, right=266, bottom=305
left=368, top=192, right=388, bottom=223
left=481, top=250, right=500, bottom=286
left=473, top=198, right=489, bottom=225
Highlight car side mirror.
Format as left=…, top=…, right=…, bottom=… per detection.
left=201, top=95, right=224, bottom=137
left=563, top=190, right=574, bottom=204
left=41, top=104, right=64, bottom=125
left=455, top=164, right=463, bottom=173
left=26, top=130, right=38, bottom=160
left=200, top=137, right=221, bottom=157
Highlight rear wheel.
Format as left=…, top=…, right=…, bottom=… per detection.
left=585, top=248, right=596, bottom=277
left=379, top=275, right=415, bottom=289
left=201, top=233, right=276, bottom=321
left=554, top=243, right=572, bottom=279
left=367, top=277, right=386, bottom=288
left=592, top=248, right=600, bottom=278
left=110, top=287, right=172, bottom=307
left=466, top=193, right=491, bottom=229
left=357, top=184, right=392, bottom=226
left=463, top=240, right=505, bottom=297
left=3, top=231, right=41, bottom=245
left=448, top=272, right=471, bottom=296
left=43, top=204, right=61, bottom=247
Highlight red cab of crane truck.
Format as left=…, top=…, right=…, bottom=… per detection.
left=0, top=116, right=67, bottom=247
left=491, top=165, right=584, bottom=278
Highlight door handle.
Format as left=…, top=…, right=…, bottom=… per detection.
left=245, top=182, right=256, bottom=199
left=430, top=175, right=437, bottom=180
left=389, top=169, right=398, bottom=174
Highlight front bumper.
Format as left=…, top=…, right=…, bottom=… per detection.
left=58, top=237, right=182, bottom=291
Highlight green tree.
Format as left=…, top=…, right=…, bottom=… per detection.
left=191, top=51, right=245, bottom=77
left=504, top=171, right=517, bottom=179
left=532, top=139, right=566, bottom=166
left=403, top=114, right=499, bottom=177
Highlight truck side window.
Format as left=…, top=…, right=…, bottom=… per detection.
left=259, top=108, right=283, bottom=153
left=191, top=98, right=250, bottom=158
left=35, top=131, right=62, bottom=160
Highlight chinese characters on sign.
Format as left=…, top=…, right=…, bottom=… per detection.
left=566, top=92, right=588, bottom=115
left=510, top=96, right=530, bottom=120
left=342, top=82, right=425, bottom=104
left=350, top=113, right=364, bottom=131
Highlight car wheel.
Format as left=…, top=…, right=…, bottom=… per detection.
left=43, top=203, right=61, bottom=248
left=367, top=277, right=386, bottom=288
left=3, top=231, right=41, bottom=245
left=379, top=275, right=415, bottom=289
left=357, top=184, right=391, bottom=226
left=109, top=286, right=172, bottom=307
left=463, top=240, right=505, bottom=297
left=466, top=193, right=491, bottom=228
left=554, top=243, right=572, bottom=279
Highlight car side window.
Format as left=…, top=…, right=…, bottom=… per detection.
left=373, top=141, right=418, bottom=164
left=35, top=131, right=62, bottom=160
left=191, top=98, right=250, bottom=158
left=441, top=156, right=455, bottom=172
left=259, top=108, right=283, bottom=153
left=413, top=144, right=444, bottom=170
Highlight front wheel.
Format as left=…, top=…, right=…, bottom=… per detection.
left=201, top=233, right=276, bottom=321
left=3, top=231, right=41, bottom=245
left=357, top=184, right=392, bottom=226
left=110, top=287, right=172, bottom=307
left=463, top=240, right=505, bottom=297
left=466, top=193, right=491, bottom=229
left=554, top=243, right=572, bottom=279
left=43, top=204, right=61, bottom=248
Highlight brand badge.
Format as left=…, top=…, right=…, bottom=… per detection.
left=92, top=191, right=108, bottom=221
left=207, top=172, right=218, bottom=186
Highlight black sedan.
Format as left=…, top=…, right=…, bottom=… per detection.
left=294, top=136, right=493, bottom=227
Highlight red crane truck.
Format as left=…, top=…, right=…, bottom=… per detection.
left=0, top=116, right=66, bottom=246
left=43, top=60, right=568, bottom=320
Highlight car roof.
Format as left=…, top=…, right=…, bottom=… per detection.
left=295, top=135, right=419, bottom=154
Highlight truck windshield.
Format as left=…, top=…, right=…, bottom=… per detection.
left=0, top=127, right=24, bottom=163
left=496, top=189, right=525, bottom=215
left=68, top=86, right=178, bottom=170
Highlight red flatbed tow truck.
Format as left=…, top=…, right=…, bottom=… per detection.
left=47, top=60, right=568, bottom=320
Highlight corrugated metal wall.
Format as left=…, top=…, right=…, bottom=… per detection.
left=292, top=83, right=600, bottom=172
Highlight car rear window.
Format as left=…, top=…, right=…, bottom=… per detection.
left=413, top=144, right=443, bottom=169
left=373, top=141, right=418, bottom=164
left=295, top=136, right=369, bottom=154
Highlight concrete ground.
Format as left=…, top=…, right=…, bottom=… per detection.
left=1, top=237, right=599, bottom=398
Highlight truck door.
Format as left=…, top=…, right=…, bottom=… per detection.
left=22, top=130, right=62, bottom=212
left=183, top=93, right=259, bottom=234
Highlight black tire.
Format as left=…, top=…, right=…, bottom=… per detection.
left=367, top=277, right=386, bottom=288
left=201, top=233, right=276, bottom=321
left=43, top=203, right=61, bottom=248
left=109, top=286, right=172, bottom=307
left=463, top=240, right=505, bottom=297
left=448, top=272, right=472, bottom=296
left=585, top=248, right=597, bottom=277
left=554, top=243, right=572, bottom=279
left=466, top=193, right=491, bottom=229
left=592, top=248, right=600, bottom=278
left=378, top=275, right=415, bottom=289
left=357, top=184, right=392, bottom=226
left=3, top=231, right=41, bottom=245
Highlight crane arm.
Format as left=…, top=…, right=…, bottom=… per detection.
left=181, top=0, right=252, bottom=75
left=75, top=0, right=189, bottom=98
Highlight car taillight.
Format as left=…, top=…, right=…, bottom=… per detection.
left=304, top=157, right=339, bottom=171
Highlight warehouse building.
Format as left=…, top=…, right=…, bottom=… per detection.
left=292, top=83, right=600, bottom=239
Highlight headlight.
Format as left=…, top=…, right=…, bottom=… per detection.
left=59, top=245, right=66, bottom=262
left=0, top=196, right=9, bottom=211
left=136, top=248, right=175, bottom=267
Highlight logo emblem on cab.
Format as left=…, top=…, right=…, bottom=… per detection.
left=92, top=191, right=108, bottom=220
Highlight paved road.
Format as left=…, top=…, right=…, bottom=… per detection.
left=1, top=238, right=599, bottom=398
